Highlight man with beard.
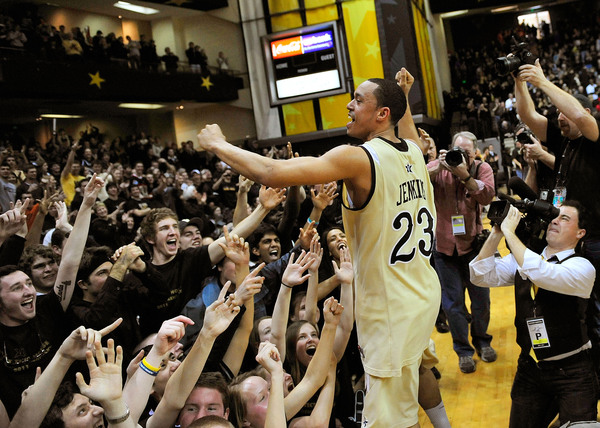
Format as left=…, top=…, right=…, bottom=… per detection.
left=515, top=58, right=600, bottom=376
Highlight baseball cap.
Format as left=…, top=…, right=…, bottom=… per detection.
left=179, top=217, right=204, bottom=232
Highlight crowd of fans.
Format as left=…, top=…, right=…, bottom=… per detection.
left=0, top=118, right=364, bottom=427
left=0, top=8, right=226, bottom=74
left=1, top=3, right=600, bottom=428
left=446, top=18, right=600, bottom=145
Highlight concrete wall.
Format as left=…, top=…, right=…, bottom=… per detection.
left=173, top=104, right=255, bottom=148
left=178, top=14, right=246, bottom=72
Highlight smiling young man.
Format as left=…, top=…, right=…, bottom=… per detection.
left=19, top=245, right=59, bottom=295
left=197, top=69, right=440, bottom=428
left=179, top=217, right=205, bottom=250
left=470, top=201, right=597, bottom=426
left=125, top=188, right=283, bottom=337
left=0, top=175, right=104, bottom=418
left=0, top=265, right=71, bottom=418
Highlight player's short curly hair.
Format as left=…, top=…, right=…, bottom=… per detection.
left=368, top=77, right=408, bottom=125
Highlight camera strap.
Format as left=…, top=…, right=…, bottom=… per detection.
left=471, top=161, right=483, bottom=230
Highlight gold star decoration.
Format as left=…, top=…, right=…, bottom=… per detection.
left=201, top=75, right=214, bottom=91
left=88, top=71, right=105, bottom=89
left=365, top=41, right=380, bottom=59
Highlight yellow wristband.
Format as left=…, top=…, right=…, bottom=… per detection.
left=141, top=357, right=161, bottom=373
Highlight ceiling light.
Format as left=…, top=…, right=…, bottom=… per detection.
left=440, top=10, right=469, bottom=18
left=119, top=103, right=165, bottom=109
left=492, top=5, right=519, bottom=13
left=40, top=114, right=84, bottom=119
left=113, top=1, right=160, bottom=15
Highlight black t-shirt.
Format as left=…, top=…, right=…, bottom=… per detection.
left=126, top=245, right=214, bottom=336
left=216, top=181, right=237, bottom=209
left=104, top=196, right=126, bottom=214
left=124, top=197, right=149, bottom=229
left=545, top=119, right=600, bottom=237
left=0, top=292, right=69, bottom=418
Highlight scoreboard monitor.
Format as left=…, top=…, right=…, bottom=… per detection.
left=262, top=21, right=349, bottom=106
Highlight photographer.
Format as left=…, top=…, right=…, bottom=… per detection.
left=514, top=124, right=555, bottom=196
left=469, top=201, right=597, bottom=426
left=513, top=54, right=600, bottom=374
left=427, top=131, right=496, bottom=373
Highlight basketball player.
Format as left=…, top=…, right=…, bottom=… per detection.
left=197, top=69, right=440, bottom=428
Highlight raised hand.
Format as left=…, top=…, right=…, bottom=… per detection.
left=286, top=141, right=299, bottom=159
left=259, top=185, right=286, bottom=211
left=517, top=58, right=546, bottom=86
left=152, top=315, right=193, bottom=358
left=322, top=296, right=344, bottom=327
left=58, top=318, right=123, bottom=361
left=395, top=67, right=414, bottom=96
left=82, top=173, right=105, bottom=208
left=70, top=140, right=82, bottom=153
left=218, top=226, right=250, bottom=266
left=231, top=262, right=265, bottom=306
left=307, top=235, right=323, bottom=274
left=282, top=250, right=314, bottom=287
left=418, top=127, right=434, bottom=157
left=54, top=201, right=72, bottom=232
left=256, top=341, right=283, bottom=374
left=297, top=221, right=317, bottom=250
left=238, top=175, right=254, bottom=193
left=197, top=124, right=227, bottom=151
left=76, top=339, right=124, bottom=405
left=37, top=190, right=52, bottom=216
left=203, top=281, right=241, bottom=338
left=0, top=199, right=29, bottom=241
left=310, top=181, right=338, bottom=212
left=332, top=246, right=353, bottom=285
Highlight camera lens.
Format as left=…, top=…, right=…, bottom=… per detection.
left=445, top=150, right=464, bottom=167
left=516, top=132, right=531, bottom=143
left=495, top=56, right=521, bottom=76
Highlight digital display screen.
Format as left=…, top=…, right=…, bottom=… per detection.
left=262, top=22, right=348, bottom=106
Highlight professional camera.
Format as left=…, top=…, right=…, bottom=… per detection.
left=445, top=147, right=468, bottom=167
left=487, top=196, right=559, bottom=253
left=495, top=37, right=537, bottom=76
left=516, top=130, right=533, bottom=143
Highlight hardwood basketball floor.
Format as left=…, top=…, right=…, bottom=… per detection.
left=417, top=282, right=520, bottom=426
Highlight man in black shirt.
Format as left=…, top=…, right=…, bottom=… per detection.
left=123, top=186, right=284, bottom=336
left=515, top=57, right=600, bottom=372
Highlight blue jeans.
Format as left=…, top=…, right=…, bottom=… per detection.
left=433, top=250, right=492, bottom=357
left=509, top=352, right=598, bottom=427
